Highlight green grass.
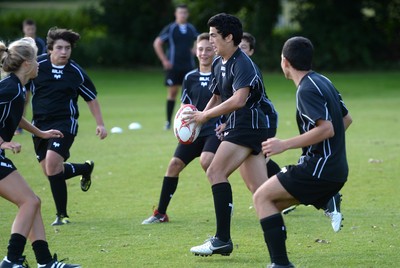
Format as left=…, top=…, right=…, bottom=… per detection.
left=1, top=69, right=399, bottom=267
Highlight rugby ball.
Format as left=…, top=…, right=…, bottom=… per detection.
left=174, top=104, right=201, bottom=144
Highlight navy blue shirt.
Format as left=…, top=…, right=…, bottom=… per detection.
left=30, top=55, right=97, bottom=135
left=159, top=23, right=198, bottom=71
left=210, top=48, right=269, bottom=130
left=181, top=69, right=221, bottom=137
left=296, top=71, right=349, bottom=181
left=0, top=73, right=25, bottom=145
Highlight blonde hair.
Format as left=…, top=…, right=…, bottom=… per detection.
left=0, top=37, right=37, bottom=73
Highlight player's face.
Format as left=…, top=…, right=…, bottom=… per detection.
left=175, top=7, right=189, bottom=24
left=239, top=40, right=254, bottom=57
left=196, top=39, right=214, bottom=67
left=23, top=25, right=36, bottom=38
left=50, top=39, right=72, bottom=66
left=209, top=27, right=228, bottom=57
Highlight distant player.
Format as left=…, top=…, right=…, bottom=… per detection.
left=153, top=4, right=198, bottom=130
left=22, top=19, right=46, bottom=55
left=142, top=33, right=222, bottom=224
left=29, top=27, right=108, bottom=226
left=253, top=36, right=352, bottom=267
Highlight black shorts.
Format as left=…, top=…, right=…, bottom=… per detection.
left=277, top=164, right=345, bottom=209
left=33, top=132, right=75, bottom=162
left=223, top=128, right=270, bottom=155
left=165, top=69, right=191, bottom=86
left=0, top=156, right=17, bottom=180
left=173, top=134, right=221, bottom=165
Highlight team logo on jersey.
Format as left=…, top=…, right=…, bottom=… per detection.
left=52, top=69, right=63, bottom=80
left=0, top=161, right=13, bottom=169
left=199, top=76, right=210, bottom=87
left=52, top=142, right=60, bottom=148
left=221, top=66, right=226, bottom=78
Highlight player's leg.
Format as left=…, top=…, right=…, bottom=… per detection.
left=0, top=170, right=40, bottom=265
left=199, top=134, right=221, bottom=172
left=190, top=141, right=251, bottom=256
left=142, top=140, right=204, bottom=224
left=166, top=85, right=179, bottom=129
left=253, top=175, right=297, bottom=268
left=239, top=152, right=269, bottom=194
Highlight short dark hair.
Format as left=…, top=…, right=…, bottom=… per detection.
left=176, top=4, right=188, bottom=10
left=46, top=27, right=80, bottom=51
left=23, top=19, right=36, bottom=27
left=197, top=32, right=210, bottom=43
left=282, top=36, right=313, bottom=71
left=242, top=32, right=256, bottom=51
left=207, top=13, right=242, bottom=46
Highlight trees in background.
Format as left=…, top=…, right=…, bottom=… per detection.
left=1, top=0, right=398, bottom=70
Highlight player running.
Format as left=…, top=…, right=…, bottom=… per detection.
left=254, top=36, right=352, bottom=267
left=142, top=33, right=222, bottom=224
left=29, top=27, right=107, bottom=226
left=185, top=13, right=278, bottom=257
left=0, top=37, right=80, bottom=268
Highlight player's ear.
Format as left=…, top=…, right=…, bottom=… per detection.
left=225, top=34, right=233, bottom=43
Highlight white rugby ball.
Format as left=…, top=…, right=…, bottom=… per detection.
left=173, top=104, right=201, bottom=144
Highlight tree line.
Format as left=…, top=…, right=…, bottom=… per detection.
left=0, top=0, right=398, bottom=70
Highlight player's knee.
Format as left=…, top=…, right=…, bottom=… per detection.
left=167, top=158, right=185, bottom=176
left=199, top=155, right=213, bottom=172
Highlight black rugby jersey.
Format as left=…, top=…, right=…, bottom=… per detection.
left=209, top=48, right=267, bottom=130
left=256, top=64, right=278, bottom=129
left=30, top=55, right=97, bottom=135
left=296, top=71, right=349, bottom=182
left=159, top=22, right=198, bottom=71
left=0, top=73, right=25, bottom=143
left=181, top=69, right=220, bottom=137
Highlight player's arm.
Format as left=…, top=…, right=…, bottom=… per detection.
left=18, top=117, right=63, bottom=139
left=187, top=87, right=249, bottom=124
left=262, top=119, right=334, bottom=157
left=86, top=99, right=107, bottom=140
left=343, top=113, right=352, bottom=130
left=153, top=37, right=171, bottom=70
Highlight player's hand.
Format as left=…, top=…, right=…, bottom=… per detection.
left=39, top=129, right=64, bottom=140
left=262, top=137, right=287, bottom=157
left=1, top=141, right=22, bottom=154
left=96, top=125, right=108, bottom=140
left=183, top=110, right=208, bottom=125
left=215, top=123, right=226, bottom=140
left=162, top=59, right=172, bottom=70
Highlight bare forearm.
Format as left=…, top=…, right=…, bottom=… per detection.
left=87, top=99, right=105, bottom=126
left=283, top=120, right=334, bottom=150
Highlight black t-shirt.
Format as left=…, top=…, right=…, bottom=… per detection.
left=296, top=71, right=349, bottom=181
left=209, top=48, right=268, bottom=130
left=159, top=22, right=198, bottom=71
left=0, top=73, right=25, bottom=143
left=30, top=55, right=97, bottom=135
left=181, top=69, right=220, bottom=137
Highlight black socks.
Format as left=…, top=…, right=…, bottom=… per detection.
left=166, top=100, right=175, bottom=124
left=260, top=213, right=290, bottom=265
left=48, top=172, right=68, bottom=217
left=32, top=240, right=52, bottom=265
left=157, top=176, right=178, bottom=214
left=7, top=233, right=26, bottom=262
left=212, top=182, right=233, bottom=242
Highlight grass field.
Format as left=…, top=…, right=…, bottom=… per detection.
left=0, top=69, right=399, bottom=267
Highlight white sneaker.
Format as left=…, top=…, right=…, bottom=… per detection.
left=324, top=193, right=343, bottom=232
left=190, top=236, right=233, bottom=256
